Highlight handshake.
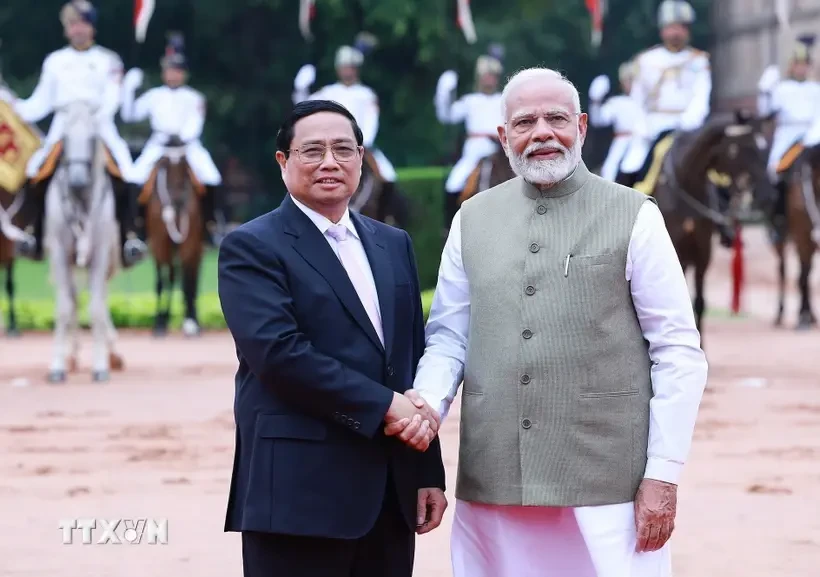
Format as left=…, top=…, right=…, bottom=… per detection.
left=383, top=390, right=441, bottom=452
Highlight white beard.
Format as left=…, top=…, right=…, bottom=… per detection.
left=506, top=137, right=582, bottom=187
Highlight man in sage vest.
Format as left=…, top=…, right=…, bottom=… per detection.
left=404, top=68, right=708, bottom=576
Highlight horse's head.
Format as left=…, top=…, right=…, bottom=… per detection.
left=708, top=110, right=775, bottom=216
left=60, top=101, right=101, bottom=196
left=157, top=140, right=192, bottom=208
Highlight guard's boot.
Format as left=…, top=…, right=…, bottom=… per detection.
left=14, top=178, right=49, bottom=260
left=112, top=175, right=147, bottom=267
left=767, top=180, right=789, bottom=245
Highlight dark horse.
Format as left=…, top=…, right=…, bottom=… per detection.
left=649, top=114, right=774, bottom=335
left=141, top=136, right=206, bottom=337
left=0, top=185, right=28, bottom=336
left=349, top=150, right=411, bottom=229
left=773, top=144, right=820, bottom=330
left=457, top=142, right=516, bottom=206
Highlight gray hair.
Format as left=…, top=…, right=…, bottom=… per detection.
left=500, top=67, right=582, bottom=119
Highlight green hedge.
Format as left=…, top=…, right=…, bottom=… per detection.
left=396, top=166, right=449, bottom=291
left=2, top=289, right=437, bottom=331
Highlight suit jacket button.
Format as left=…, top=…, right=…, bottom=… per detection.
left=354, top=421, right=361, bottom=428
left=387, top=365, right=395, bottom=376
left=347, top=418, right=355, bottom=425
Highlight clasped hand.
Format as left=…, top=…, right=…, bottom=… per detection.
left=383, top=390, right=440, bottom=451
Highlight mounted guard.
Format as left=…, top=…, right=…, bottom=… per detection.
left=120, top=33, right=223, bottom=245
left=435, top=47, right=504, bottom=228
left=0, top=0, right=146, bottom=267
left=587, top=59, right=644, bottom=182
left=292, top=34, right=401, bottom=210
left=758, top=34, right=820, bottom=244
left=617, top=0, right=710, bottom=189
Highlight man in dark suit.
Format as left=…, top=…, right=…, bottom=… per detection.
left=217, top=99, right=448, bottom=577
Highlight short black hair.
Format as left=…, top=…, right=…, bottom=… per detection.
left=276, top=100, right=364, bottom=156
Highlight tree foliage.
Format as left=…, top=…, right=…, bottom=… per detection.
left=0, top=0, right=712, bottom=198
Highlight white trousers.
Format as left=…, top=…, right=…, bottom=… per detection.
left=445, top=136, right=500, bottom=193
left=451, top=499, right=672, bottom=577
left=766, top=123, right=809, bottom=183
left=369, top=148, right=397, bottom=182
left=130, top=135, right=222, bottom=186
left=25, top=113, right=134, bottom=179
left=600, top=136, right=632, bottom=181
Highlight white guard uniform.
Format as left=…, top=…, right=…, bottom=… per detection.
left=435, top=69, right=503, bottom=193
left=120, top=73, right=222, bottom=186
left=293, top=72, right=397, bottom=183
left=588, top=72, right=645, bottom=181
left=10, top=45, right=134, bottom=179
left=759, top=72, right=820, bottom=182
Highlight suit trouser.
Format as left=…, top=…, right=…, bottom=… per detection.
left=241, top=471, right=414, bottom=577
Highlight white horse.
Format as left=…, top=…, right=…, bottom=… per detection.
left=44, top=101, right=123, bottom=383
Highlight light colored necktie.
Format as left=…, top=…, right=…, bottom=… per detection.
left=326, top=224, right=384, bottom=346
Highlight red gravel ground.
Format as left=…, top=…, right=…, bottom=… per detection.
left=1, top=227, right=818, bottom=576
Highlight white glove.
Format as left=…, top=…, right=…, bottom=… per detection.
left=436, top=70, right=458, bottom=95
left=123, top=68, right=144, bottom=91
left=758, top=65, right=780, bottom=93
left=294, top=64, right=316, bottom=90
left=588, top=75, right=610, bottom=101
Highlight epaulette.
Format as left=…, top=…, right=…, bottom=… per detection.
left=689, top=47, right=710, bottom=59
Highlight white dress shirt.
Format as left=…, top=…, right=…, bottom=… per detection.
left=413, top=199, right=708, bottom=486
left=289, top=195, right=381, bottom=312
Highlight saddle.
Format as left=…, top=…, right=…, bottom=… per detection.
left=634, top=132, right=732, bottom=194
left=30, top=141, right=123, bottom=184
left=776, top=141, right=804, bottom=175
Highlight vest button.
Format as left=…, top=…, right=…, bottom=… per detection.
left=522, top=329, right=533, bottom=339
left=522, top=418, right=532, bottom=429
left=529, top=242, right=539, bottom=253
left=525, top=285, right=535, bottom=295
left=520, top=374, right=530, bottom=384
left=537, top=205, right=547, bottom=215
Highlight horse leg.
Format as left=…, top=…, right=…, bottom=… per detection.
left=796, top=244, right=816, bottom=330
left=181, top=255, right=202, bottom=337
left=87, top=245, right=112, bottom=382
left=774, top=241, right=787, bottom=327
left=152, top=260, right=167, bottom=336
left=47, top=246, right=73, bottom=383
left=5, top=261, right=19, bottom=337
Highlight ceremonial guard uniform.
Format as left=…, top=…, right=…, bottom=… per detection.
left=121, top=35, right=223, bottom=243
left=758, top=35, right=820, bottom=243
left=435, top=53, right=504, bottom=228
left=617, top=0, right=710, bottom=187
left=588, top=60, right=644, bottom=182
left=292, top=40, right=400, bottom=199
left=0, top=1, right=146, bottom=266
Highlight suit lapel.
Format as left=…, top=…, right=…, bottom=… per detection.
left=351, top=211, right=395, bottom=362
left=282, top=195, right=385, bottom=354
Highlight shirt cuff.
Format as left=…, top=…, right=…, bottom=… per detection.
left=643, top=457, right=683, bottom=485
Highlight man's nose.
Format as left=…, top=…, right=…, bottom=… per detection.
left=531, top=117, right=556, bottom=142
left=319, top=148, right=341, bottom=168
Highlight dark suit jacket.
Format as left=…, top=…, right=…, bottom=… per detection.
left=218, top=194, right=446, bottom=539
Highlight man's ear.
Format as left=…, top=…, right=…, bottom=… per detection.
left=577, top=112, right=588, bottom=146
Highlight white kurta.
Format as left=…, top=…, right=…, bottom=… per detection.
left=621, top=45, right=712, bottom=173
left=412, top=198, right=708, bottom=576
left=588, top=94, right=644, bottom=181
left=120, top=84, right=222, bottom=186
left=12, top=45, right=134, bottom=178
left=758, top=78, right=820, bottom=182
left=294, top=81, right=397, bottom=182
left=435, top=90, right=504, bottom=193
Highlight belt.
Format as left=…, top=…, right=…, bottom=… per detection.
left=614, top=132, right=632, bottom=137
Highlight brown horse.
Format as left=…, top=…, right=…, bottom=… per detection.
left=457, top=143, right=516, bottom=205
left=648, top=114, right=774, bottom=335
left=140, top=137, right=205, bottom=337
left=0, top=185, right=26, bottom=336
left=773, top=145, right=820, bottom=330
left=349, top=150, right=411, bottom=229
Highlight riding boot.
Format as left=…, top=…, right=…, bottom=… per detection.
left=15, top=178, right=48, bottom=260
left=443, top=191, right=460, bottom=234
left=768, top=180, right=789, bottom=245
left=112, top=175, right=147, bottom=267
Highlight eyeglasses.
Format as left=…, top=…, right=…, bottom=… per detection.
left=289, top=143, right=362, bottom=164
left=508, top=112, right=579, bottom=133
